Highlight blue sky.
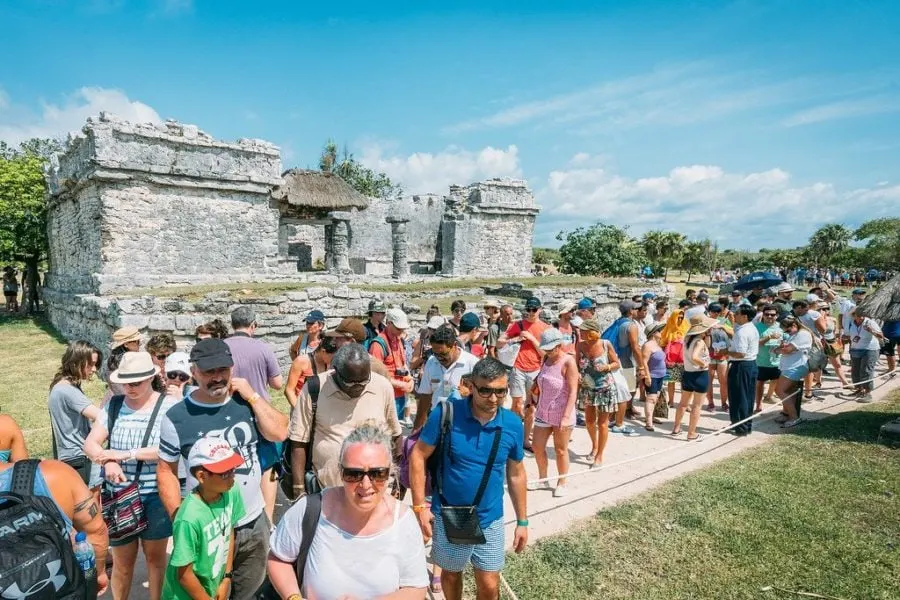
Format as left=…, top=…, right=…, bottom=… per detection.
left=2, top=0, right=899, bottom=250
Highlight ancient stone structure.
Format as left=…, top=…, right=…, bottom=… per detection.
left=386, top=216, right=410, bottom=279
left=45, top=113, right=282, bottom=294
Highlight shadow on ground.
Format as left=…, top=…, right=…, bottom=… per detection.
left=790, top=393, right=900, bottom=446
left=0, top=313, right=69, bottom=344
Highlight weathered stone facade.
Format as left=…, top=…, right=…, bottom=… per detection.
left=48, top=281, right=669, bottom=372
left=45, top=114, right=282, bottom=294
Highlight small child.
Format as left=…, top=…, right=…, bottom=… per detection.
left=162, top=436, right=246, bottom=600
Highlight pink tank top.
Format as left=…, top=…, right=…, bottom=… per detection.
left=535, top=358, right=574, bottom=427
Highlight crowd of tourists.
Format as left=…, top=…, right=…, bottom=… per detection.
left=2, top=284, right=897, bottom=600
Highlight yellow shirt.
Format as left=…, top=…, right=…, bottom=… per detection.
left=660, top=309, right=689, bottom=347
left=288, top=371, right=401, bottom=488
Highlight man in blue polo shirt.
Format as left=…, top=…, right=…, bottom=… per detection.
left=410, top=357, right=528, bottom=600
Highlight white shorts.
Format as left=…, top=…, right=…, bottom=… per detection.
left=621, top=367, right=637, bottom=393
left=510, top=368, right=540, bottom=399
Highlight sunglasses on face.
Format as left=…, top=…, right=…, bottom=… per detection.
left=476, top=386, right=508, bottom=398
left=763, top=313, right=777, bottom=317
left=155, top=353, right=171, bottom=361
left=337, top=373, right=371, bottom=387
left=341, top=466, right=390, bottom=483
left=525, top=307, right=539, bottom=313
left=167, top=372, right=190, bottom=382
left=452, top=308, right=465, bottom=315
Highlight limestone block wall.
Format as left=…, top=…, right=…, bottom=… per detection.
left=46, top=281, right=669, bottom=374
left=45, top=113, right=283, bottom=294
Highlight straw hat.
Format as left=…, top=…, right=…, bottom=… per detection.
left=110, top=326, right=141, bottom=349
left=686, top=316, right=718, bottom=336
left=109, top=351, right=159, bottom=384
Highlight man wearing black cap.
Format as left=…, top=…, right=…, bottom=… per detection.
left=289, top=309, right=325, bottom=360
left=498, top=297, right=549, bottom=449
left=157, top=339, right=289, bottom=600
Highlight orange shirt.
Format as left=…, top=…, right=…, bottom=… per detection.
left=506, top=319, right=550, bottom=372
left=368, top=331, right=408, bottom=398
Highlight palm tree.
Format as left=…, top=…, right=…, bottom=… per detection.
left=642, top=230, right=686, bottom=281
left=808, top=224, right=852, bottom=267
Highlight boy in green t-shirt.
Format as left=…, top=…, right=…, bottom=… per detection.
left=162, top=435, right=247, bottom=600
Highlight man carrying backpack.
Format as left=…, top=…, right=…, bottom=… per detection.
left=607, top=301, right=641, bottom=433
left=0, top=458, right=109, bottom=598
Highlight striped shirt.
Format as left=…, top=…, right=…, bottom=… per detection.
left=99, top=394, right=179, bottom=496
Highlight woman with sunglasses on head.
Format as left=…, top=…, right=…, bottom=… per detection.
left=164, top=352, right=194, bottom=399
left=49, top=340, right=104, bottom=487
left=84, top=351, right=179, bottom=600
left=146, top=332, right=177, bottom=392
left=269, top=423, right=428, bottom=600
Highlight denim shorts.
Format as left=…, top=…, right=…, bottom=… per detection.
left=432, top=515, right=505, bottom=573
left=781, top=364, right=809, bottom=382
left=646, top=376, right=664, bottom=395
left=109, top=492, right=172, bottom=547
left=682, top=370, right=710, bottom=393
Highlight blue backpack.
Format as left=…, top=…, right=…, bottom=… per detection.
left=601, top=317, right=631, bottom=359
left=363, top=336, right=390, bottom=357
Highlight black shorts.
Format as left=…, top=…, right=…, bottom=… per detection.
left=757, top=366, right=781, bottom=382
left=682, top=370, right=710, bottom=393
left=881, top=337, right=900, bottom=357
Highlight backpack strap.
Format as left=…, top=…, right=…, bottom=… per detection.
left=107, top=394, right=126, bottom=435
left=304, top=376, right=322, bottom=473
left=294, top=491, right=323, bottom=587
left=470, top=428, right=502, bottom=506
left=10, top=459, right=40, bottom=496
left=433, top=399, right=455, bottom=499
left=133, top=393, right=167, bottom=482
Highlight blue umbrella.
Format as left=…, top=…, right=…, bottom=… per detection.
left=733, top=271, right=782, bottom=291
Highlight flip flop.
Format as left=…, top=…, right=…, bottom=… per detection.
left=644, top=425, right=655, bottom=432
left=686, top=434, right=701, bottom=441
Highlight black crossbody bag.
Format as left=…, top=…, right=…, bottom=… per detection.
left=436, top=418, right=502, bottom=545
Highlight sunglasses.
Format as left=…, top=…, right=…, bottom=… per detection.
left=341, top=466, right=391, bottom=483
left=167, top=372, right=191, bottom=382
left=763, top=313, right=778, bottom=317
left=155, top=353, right=171, bottom=361
left=525, top=307, right=539, bottom=313
left=336, top=373, right=371, bottom=387
left=476, top=386, right=508, bottom=398
left=452, top=308, right=465, bottom=314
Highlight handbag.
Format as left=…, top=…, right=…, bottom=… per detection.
left=823, top=337, right=843, bottom=358
left=664, top=339, right=684, bottom=367
left=101, top=393, right=166, bottom=543
left=653, top=387, right=669, bottom=419
left=436, top=424, right=502, bottom=545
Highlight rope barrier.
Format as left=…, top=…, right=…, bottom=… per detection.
left=495, top=366, right=897, bottom=598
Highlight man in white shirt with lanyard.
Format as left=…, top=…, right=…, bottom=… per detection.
left=726, top=305, right=760, bottom=436
left=413, top=324, right=479, bottom=430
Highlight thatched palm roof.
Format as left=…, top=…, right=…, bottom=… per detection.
left=855, top=274, right=900, bottom=321
left=272, top=169, right=370, bottom=210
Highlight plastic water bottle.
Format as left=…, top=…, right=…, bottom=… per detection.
left=73, top=531, right=98, bottom=598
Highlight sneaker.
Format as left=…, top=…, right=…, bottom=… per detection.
left=401, top=416, right=414, bottom=428
left=611, top=425, right=638, bottom=436
left=781, top=417, right=803, bottom=428
left=553, top=485, right=568, bottom=498
left=856, top=393, right=874, bottom=403
left=576, top=412, right=586, bottom=427
left=527, top=480, right=549, bottom=492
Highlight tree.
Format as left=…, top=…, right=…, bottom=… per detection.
left=680, top=239, right=714, bottom=282
left=533, top=247, right=561, bottom=265
left=318, top=139, right=402, bottom=199
left=808, top=223, right=852, bottom=267
left=556, top=222, right=644, bottom=277
left=854, top=217, right=900, bottom=270
left=0, top=137, right=62, bottom=313
left=641, top=230, right=686, bottom=281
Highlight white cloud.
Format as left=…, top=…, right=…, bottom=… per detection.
left=0, top=87, right=161, bottom=145
left=782, top=95, right=900, bottom=127
left=534, top=153, right=900, bottom=249
left=358, top=143, right=522, bottom=195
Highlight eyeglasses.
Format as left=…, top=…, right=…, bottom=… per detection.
left=155, top=353, right=171, bottom=361
left=476, top=386, right=509, bottom=398
left=336, top=373, right=371, bottom=387
left=341, top=466, right=391, bottom=484
left=167, top=372, right=191, bottom=382
left=452, top=308, right=465, bottom=315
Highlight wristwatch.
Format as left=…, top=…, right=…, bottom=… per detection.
left=223, top=571, right=233, bottom=580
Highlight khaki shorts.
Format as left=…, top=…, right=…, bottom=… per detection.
left=621, top=367, right=637, bottom=393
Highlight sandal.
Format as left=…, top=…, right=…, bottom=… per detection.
left=686, top=434, right=701, bottom=441
left=671, top=429, right=682, bottom=436
left=430, top=574, right=442, bottom=593
left=644, top=425, right=655, bottom=432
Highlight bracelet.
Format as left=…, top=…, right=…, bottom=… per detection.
left=287, top=595, right=302, bottom=600
left=248, top=393, right=261, bottom=405
left=517, top=519, right=529, bottom=527
left=129, top=449, right=137, bottom=462
left=412, top=504, right=428, bottom=514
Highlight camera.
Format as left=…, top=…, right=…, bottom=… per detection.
left=395, top=368, right=410, bottom=377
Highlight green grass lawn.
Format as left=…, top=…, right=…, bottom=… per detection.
left=491, top=393, right=900, bottom=599
left=0, top=314, right=291, bottom=459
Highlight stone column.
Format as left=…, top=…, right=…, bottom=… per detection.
left=327, top=211, right=353, bottom=274
left=386, top=216, right=410, bottom=279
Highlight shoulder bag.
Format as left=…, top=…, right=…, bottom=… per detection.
left=254, top=492, right=322, bottom=600
left=101, top=393, right=166, bottom=543
left=436, top=418, right=502, bottom=545
left=303, top=376, right=323, bottom=495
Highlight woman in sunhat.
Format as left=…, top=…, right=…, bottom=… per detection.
left=530, top=328, right=580, bottom=497
left=104, top=326, right=142, bottom=403
left=577, top=319, right=622, bottom=466
left=84, top=351, right=179, bottom=600
left=640, top=322, right=667, bottom=431
left=671, top=316, right=717, bottom=441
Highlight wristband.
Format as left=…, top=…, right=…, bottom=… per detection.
left=248, top=393, right=261, bottom=405
left=517, top=519, right=529, bottom=527
left=412, top=504, right=428, bottom=514
left=287, top=595, right=302, bottom=600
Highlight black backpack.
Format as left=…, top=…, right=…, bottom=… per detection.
left=255, top=492, right=322, bottom=600
left=0, top=460, right=87, bottom=600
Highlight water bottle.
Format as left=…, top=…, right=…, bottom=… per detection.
left=73, top=531, right=98, bottom=599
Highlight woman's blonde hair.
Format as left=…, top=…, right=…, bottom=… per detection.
left=339, top=421, right=394, bottom=467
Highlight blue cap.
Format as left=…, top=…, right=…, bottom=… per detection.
left=642, top=292, right=656, bottom=301
left=852, top=288, right=866, bottom=295
left=305, top=309, right=325, bottom=323
left=525, top=297, right=542, bottom=310
left=459, top=312, right=482, bottom=332
left=577, top=298, right=595, bottom=310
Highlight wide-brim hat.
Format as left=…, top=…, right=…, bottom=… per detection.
left=483, top=299, right=501, bottom=309
left=539, top=328, right=565, bottom=350
left=323, top=318, right=367, bottom=343
left=578, top=318, right=602, bottom=333
left=645, top=322, right=665, bottom=337
left=557, top=301, right=577, bottom=316
left=686, top=316, right=718, bottom=336
left=110, top=326, right=142, bottom=349
left=109, top=351, right=159, bottom=384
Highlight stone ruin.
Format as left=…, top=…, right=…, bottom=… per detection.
left=44, top=113, right=540, bottom=297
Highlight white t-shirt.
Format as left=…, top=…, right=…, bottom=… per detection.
left=269, top=495, right=428, bottom=600
left=416, top=350, right=478, bottom=404
left=780, top=330, right=812, bottom=372
left=838, top=298, right=855, bottom=332
left=797, top=310, right=821, bottom=333
left=848, top=318, right=882, bottom=351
